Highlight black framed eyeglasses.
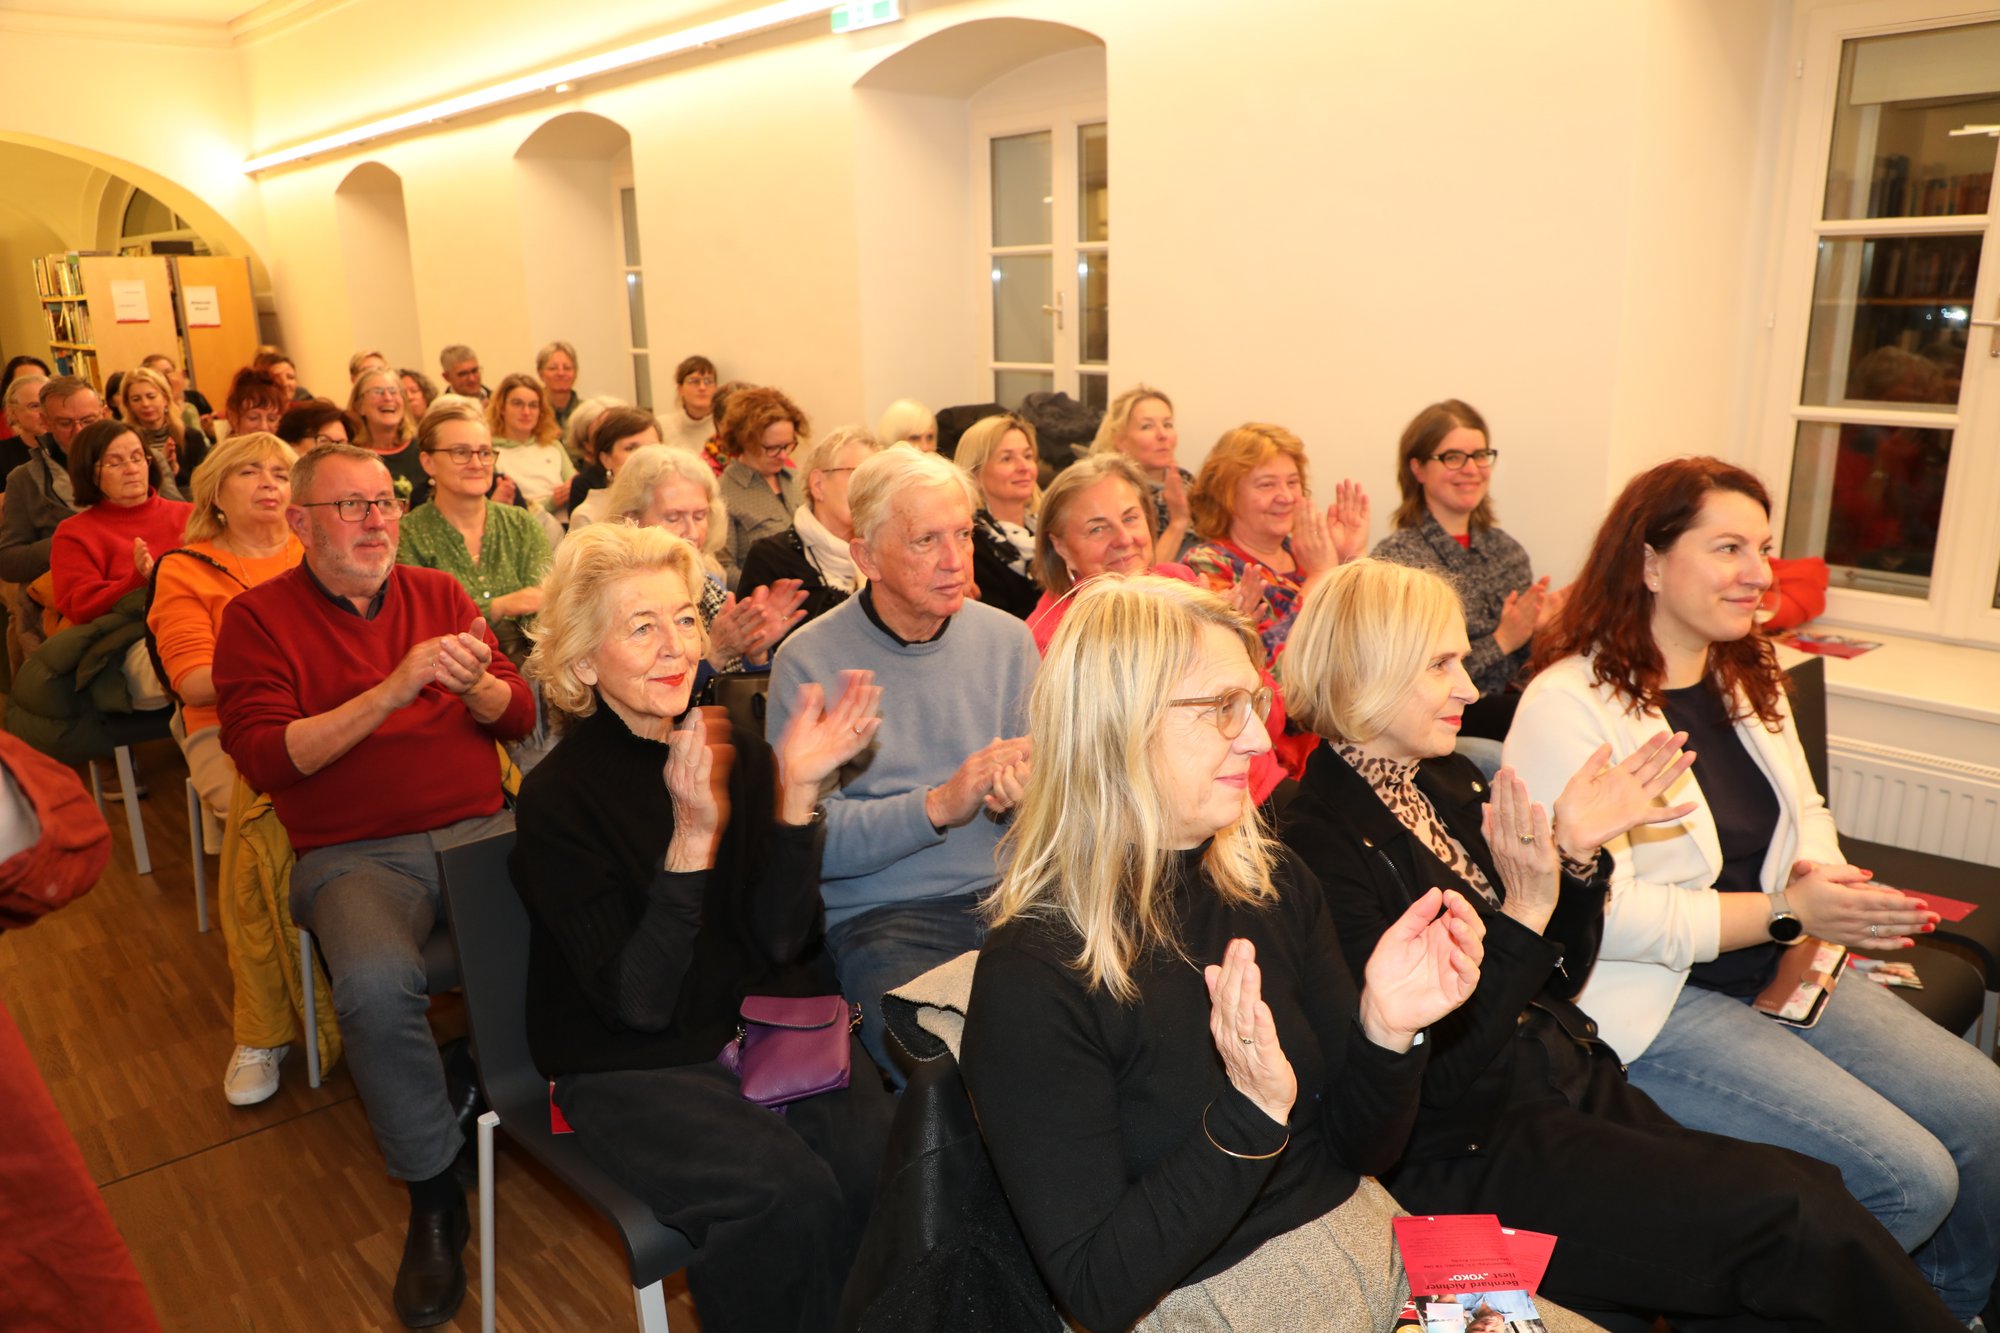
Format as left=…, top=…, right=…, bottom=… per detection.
left=1430, top=448, right=1499, bottom=470
left=299, top=497, right=406, bottom=522
left=424, top=445, right=496, bottom=465
left=1167, top=686, right=1274, bottom=739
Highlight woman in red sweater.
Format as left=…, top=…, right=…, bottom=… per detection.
left=51, top=419, right=193, bottom=626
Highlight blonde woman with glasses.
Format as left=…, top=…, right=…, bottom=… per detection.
left=961, top=575, right=1485, bottom=1333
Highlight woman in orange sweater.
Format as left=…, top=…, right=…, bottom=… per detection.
left=146, top=431, right=303, bottom=1107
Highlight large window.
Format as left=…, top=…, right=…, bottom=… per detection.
left=616, top=184, right=653, bottom=410
left=981, top=117, right=1109, bottom=410
left=1762, top=8, right=2000, bottom=644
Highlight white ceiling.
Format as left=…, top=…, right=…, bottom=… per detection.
left=0, top=0, right=251, bottom=18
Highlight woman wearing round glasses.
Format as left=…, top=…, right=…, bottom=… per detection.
left=395, top=400, right=551, bottom=666
left=716, top=386, right=807, bottom=587
left=347, top=367, right=428, bottom=509
left=961, top=575, right=1485, bottom=1332
left=51, top=419, right=194, bottom=630
left=1372, top=401, right=1556, bottom=744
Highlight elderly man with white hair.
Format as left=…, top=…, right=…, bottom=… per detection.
left=767, top=443, right=1038, bottom=1082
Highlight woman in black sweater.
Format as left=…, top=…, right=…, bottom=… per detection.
left=513, top=523, right=892, bottom=1333
left=960, top=575, right=1483, bottom=1333
left=1275, top=558, right=1965, bottom=1332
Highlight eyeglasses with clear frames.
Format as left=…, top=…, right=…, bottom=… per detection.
left=299, top=497, right=407, bottom=522
left=1166, top=686, right=1275, bottom=739
left=1430, top=448, right=1499, bottom=471
left=425, top=445, right=497, bottom=465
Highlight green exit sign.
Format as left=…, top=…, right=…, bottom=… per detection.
left=831, top=0, right=899, bottom=33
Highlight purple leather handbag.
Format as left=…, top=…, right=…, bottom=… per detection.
left=716, top=995, right=861, bottom=1108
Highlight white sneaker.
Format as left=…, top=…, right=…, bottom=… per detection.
left=223, top=1044, right=289, bottom=1106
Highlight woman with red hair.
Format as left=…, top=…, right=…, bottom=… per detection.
left=1504, top=456, right=2000, bottom=1321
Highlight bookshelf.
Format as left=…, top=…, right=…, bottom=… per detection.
left=27, top=253, right=182, bottom=395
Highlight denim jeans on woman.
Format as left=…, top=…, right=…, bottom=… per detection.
left=1627, top=974, right=2000, bottom=1320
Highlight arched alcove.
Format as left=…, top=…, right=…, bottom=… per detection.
left=853, top=19, right=1106, bottom=420
left=514, top=112, right=638, bottom=407
left=334, top=162, right=423, bottom=371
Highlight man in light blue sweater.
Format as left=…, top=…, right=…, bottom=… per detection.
left=768, top=446, right=1037, bottom=1081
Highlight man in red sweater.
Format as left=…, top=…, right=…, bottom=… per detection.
left=214, top=443, right=534, bottom=1329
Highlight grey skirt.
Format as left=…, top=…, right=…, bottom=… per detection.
left=1135, top=1178, right=1606, bottom=1333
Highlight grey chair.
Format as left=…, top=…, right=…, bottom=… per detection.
left=436, top=830, right=694, bottom=1333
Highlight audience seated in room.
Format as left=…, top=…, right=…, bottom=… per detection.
left=348, top=349, right=389, bottom=383
left=486, top=372, right=573, bottom=519
left=716, top=385, right=807, bottom=588
left=512, top=522, right=894, bottom=1333
left=396, top=400, right=551, bottom=668
left=1089, top=384, right=1192, bottom=562
left=51, top=420, right=192, bottom=633
left=120, top=365, right=208, bottom=494
left=767, top=444, right=1037, bottom=1082
left=534, top=341, right=581, bottom=432
left=0, top=377, right=101, bottom=647
left=397, top=367, right=436, bottom=422
left=960, top=575, right=1483, bottom=1333
left=437, top=343, right=487, bottom=401
left=1184, top=422, right=1369, bottom=668
left=952, top=413, right=1041, bottom=620
left=221, top=367, right=287, bottom=448
left=1278, top=557, right=1964, bottom=1330
left=253, top=348, right=309, bottom=403
left=662, top=355, right=718, bottom=454
left=1505, top=456, right=2000, bottom=1323
left=213, top=442, right=536, bottom=1329
left=566, top=405, right=657, bottom=531
left=0, top=372, right=47, bottom=483
left=875, top=397, right=936, bottom=453
left=347, top=367, right=427, bottom=510
left=1372, top=400, right=1557, bottom=745
left=146, top=431, right=305, bottom=1103
left=737, top=423, right=879, bottom=643
left=141, top=352, right=212, bottom=435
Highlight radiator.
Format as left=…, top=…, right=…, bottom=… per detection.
left=1826, top=739, right=2000, bottom=867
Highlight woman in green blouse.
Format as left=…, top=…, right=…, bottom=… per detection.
left=396, top=398, right=551, bottom=665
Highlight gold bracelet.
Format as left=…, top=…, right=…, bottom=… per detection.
left=1201, top=1100, right=1289, bottom=1161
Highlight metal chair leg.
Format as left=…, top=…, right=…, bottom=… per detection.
left=479, top=1110, right=498, bottom=1333
left=185, top=779, right=209, bottom=933
left=114, top=746, right=150, bottom=875
left=300, top=928, right=320, bottom=1088
left=88, top=760, right=104, bottom=812
left=634, top=1280, right=669, bottom=1333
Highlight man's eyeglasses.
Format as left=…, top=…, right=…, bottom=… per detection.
left=1430, top=448, right=1499, bottom=471
left=425, top=446, right=496, bottom=465
left=49, top=412, right=104, bottom=432
left=1167, top=686, right=1274, bottom=739
left=300, top=497, right=407, bottom=522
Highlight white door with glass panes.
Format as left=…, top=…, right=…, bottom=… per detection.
left=1759, top=7, right=2000, bottom=645
left=980, top=119, right=1108, bottom=412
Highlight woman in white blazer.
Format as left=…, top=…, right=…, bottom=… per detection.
left=1505, top=457, right=2000, bottom=1323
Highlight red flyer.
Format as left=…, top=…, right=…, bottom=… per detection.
left=1392, top=1214, right=1525, bottom=1296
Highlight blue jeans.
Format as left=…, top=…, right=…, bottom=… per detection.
left=824, top=893, right=986, bottom=1087
left=1629, top=975, right=2000, bottom=1319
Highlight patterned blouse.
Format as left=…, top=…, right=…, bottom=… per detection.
left=1371, top=513, right=1535, bottom=697
left=1182, top=536, right=1304, bottom=667
left=719, top=461, right=803, bottom=589
left=1332, top=743, right=1498, bottom=905
left=395, top=500, right=552, bottom=622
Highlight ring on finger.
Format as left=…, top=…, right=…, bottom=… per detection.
left=1237, top=1035, right=1255, bottom=1046
left=1519, top=832, right=1535, bottom=845
left=1867, top=923, right=1878, bottom=938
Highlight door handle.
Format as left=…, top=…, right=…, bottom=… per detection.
left=1970, top=317, right=2000, bottom=356
left=1042, top=290, right=1064, bottom=331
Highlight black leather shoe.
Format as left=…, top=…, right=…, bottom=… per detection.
left=442, top=1038, right=488, bottom=1145
left=392, top=1189, right=468, bottom=1328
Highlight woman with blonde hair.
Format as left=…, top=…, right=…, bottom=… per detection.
left=874, top=398, right=936, bottom=452
left=347, top=366, right=427, bottom=508
left=1184, top=423, right=1370, bottom=667
left=1089, top=384, right=1192, bottom=562
left=737, top=424, right=879, bottom=638
left=953, top=413, right=1040, bottom=619
left=608, top=443, right=805, bottom=680
left=960, top=574, right=1484, bottom=1332
left=146, top=430, right=303, bottom=1107
left=120, top=364, right=206, bottom=493
left=487, top=372, right=573, bottom=517
left=512, top=521, right=892, bottom=1332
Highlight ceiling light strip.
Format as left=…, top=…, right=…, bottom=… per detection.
left=242, top=0, right=837, bottom=174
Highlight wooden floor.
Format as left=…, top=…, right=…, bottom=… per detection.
left=0, top=734, right=700, bottom=1332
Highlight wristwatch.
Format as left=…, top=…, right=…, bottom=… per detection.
left=1766, top=889, right=1804, bottom=945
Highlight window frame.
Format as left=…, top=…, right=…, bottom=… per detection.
left=1756, top=0, right=2000, bottom=647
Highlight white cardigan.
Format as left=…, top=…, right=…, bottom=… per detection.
left=1503, top=655, right=1843, bottom=1062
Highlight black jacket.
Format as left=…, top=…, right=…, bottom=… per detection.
left=970, top=513, right=1039, bottom=620
left=1279, top=746, right=1614, bottom=1164
left=736, top=527, right=854, bottom=644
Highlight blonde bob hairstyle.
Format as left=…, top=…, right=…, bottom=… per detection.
left=415, top=396, right=488, bottom=453
left=1032, top=453, right=1154, bottom=597
left=985, top=575, right=1276, bottom=1002
left=526, top=523, right=708, bottom=723
left=1189, top=423, right=1309, bottom=542
left=875, top=398, right=935, bottom=450
left=1278, top=557, right=1464, bottom=745
left=847, top=442, right=977, bottom=547
left=953, top=413, right=1042, bottom=514
left=183, top=432, right=298, bottom=544
left=605, top=444, right=729, bottom=575
left=1088, top=383, right=1174, bottom=457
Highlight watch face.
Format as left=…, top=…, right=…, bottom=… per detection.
left=1769, top=913, right=1805, bottom=944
